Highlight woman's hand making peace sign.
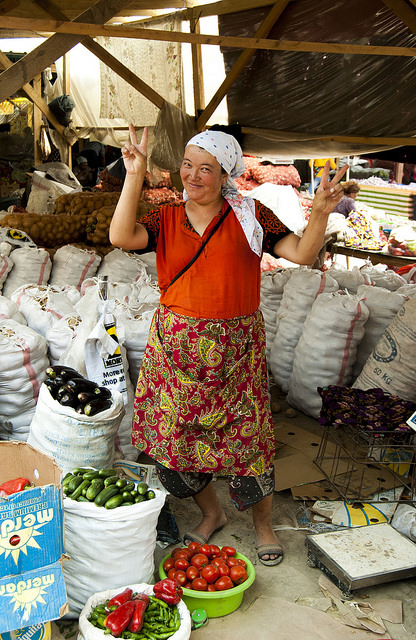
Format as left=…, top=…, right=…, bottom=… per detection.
left=312, top=160, right=349, bottom=217
left=121, top=124, right=148, bottom=176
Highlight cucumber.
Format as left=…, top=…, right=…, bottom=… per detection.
left=98, top=468, right=118, bottom=478
left=145, top=490, right=156, bottom=500
left=115, top=478, right=127, bottom=489
left=73, top=467, right=93, bottom=475
left=104, top=475, right=119, bottom=486
left=94, top=485, right=120, bottom=507
left=82, top=470, right=101, bottom=481
left=70, top=479, right=90, bottom=500
left=86, top=479, right=105, bottom=501
left=77, top=495, right=90, bottom=502
left=136, top=482, right=148, bottom=495
left=121, top=491, right=134, bottom=502
left=67, top=475, right=84, bottom=493
left=104, top=494, right=124, bottom=510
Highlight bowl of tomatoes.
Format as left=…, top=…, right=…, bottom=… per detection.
left=158, top=542, right=255, bottom=618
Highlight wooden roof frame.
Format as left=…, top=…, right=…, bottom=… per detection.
left=0, top=0, right=415, bottom=148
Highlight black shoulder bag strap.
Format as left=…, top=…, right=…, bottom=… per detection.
left=164, top=204, right=232, bottom=292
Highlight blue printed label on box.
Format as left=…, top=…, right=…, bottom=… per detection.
left=0, top=485, right=64, bottom=577
left=0, top=562, right=68, bottom=633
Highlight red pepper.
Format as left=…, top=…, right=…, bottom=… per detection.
left=104, top=600, right=135, bottom=637
left=128, top=594, right=149, bottom=633
left=153, top=578, right=183, bottom=605
left=0, top=477, right=31, bottom=498
left=107, top=587, right=133, bottom=608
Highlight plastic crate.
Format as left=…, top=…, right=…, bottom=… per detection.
left=313, top=424, right=416, bottom=503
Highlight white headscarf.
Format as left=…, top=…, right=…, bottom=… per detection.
left=183, top=130, right=263, bottom=257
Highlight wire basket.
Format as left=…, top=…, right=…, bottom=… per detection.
left=313, top=423, right=416, bottom=503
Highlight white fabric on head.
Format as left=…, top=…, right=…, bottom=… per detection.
left=183, top=130, right=264, bottom=257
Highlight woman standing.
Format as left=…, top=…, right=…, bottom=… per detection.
left=110, top=126, right=347, bottom=566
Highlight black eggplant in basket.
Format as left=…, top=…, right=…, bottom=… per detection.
left=45, top=365, right=83, bottom=381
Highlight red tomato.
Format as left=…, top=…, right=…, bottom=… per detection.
left=163, top=558, right=175, bottom=572
left=210, top=544, right=220, bottom=557
left=221, top=546, right=236, bottom=557
left=198, top=543, right=212, bottom=557
left=185, top=582, right=193, bottom=589
left=215, top=576, right=234, bottom=591
left=230, top=565, right=248, bottom=585
left=174, top=549, right=192, bottom=560
left=186, top=565, right=200, bottom=581
left=191, top=577, right=208, bottom=591
left=201, top=564, right=220, bottom=584
left=191, top=553, right=209, bottom=570
left=227, top=557, right=247, bottom=569
left=211, top=557, right=226, bottom=568
left=217, top=563, right=230, bottom=577
left=173, top=570, right=187, bottom=586
left=187, top=541, right=201, bottom=553
left=207, top=584, right=216, bottom=592
left=218, top=551, right=229, bottom=562
left=170, top=547, right=183, bottom=558
left=167, top=568, right=177, bottom=580
left=174, top=558, right=189, bottom=570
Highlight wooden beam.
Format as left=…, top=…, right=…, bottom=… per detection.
left=32, top=75, right=43, bottom=166
left=381, top=0, right=416, bottom=35
left=33, top=0, right=165, bottom=110
left=0, top=50, right=67, bottom=135
left=190, top=17, right=205, bottom=115
left=183, top=0, right=274, bottom=20
left=1, top=16, right=415, bottom=58
left=0, top=0, right=19, bottom=14
left=241, top=126, right=416, bottom=145
left=0, top=0, right=137, bottom=103
left=197, top=0, right=290, bottom=130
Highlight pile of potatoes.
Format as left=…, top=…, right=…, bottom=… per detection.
left=0, top=192, right=154, bottom=250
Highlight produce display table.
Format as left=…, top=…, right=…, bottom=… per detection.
left=329, top=242, right=416, bottom=268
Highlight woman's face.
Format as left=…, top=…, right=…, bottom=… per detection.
left=180, top=145, right=227, bottom=205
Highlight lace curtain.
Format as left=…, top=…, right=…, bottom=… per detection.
left=98, top=15, right=184, bottom=127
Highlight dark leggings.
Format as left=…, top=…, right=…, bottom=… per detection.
left=156, top=463, right=275, bottom=512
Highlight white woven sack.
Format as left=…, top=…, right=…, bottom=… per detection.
left=63, top=491, right=166, bottom=618
left=0, top=295, right=27, bottom=324
left=137, top=251, right=158, bottom=282
left=396, top=283, right=416, bottom=298
left=0, top=254, right=13, bottom=291
left=27, top=383, right=125, bottom=475
left=259, top=268, right=292, bottom=359
left=0, top=318, right=48, bottom=439
left=11, top=284, right=75, bottom=337
left=0, top=407, right=36, bottom=442
left=353, top=297, right=416, bottom=402
left=287, top=291, right=369, bottom=418
left=353, top=285, right=407, bottom=379
left=114, top=305, right=156, bottom=387
left=326, top=263, right=367, bottom=293
left=269, top=268, right=339, bottom=393
left=45, top=312, right=81, bottom=364
left=78, top=582, right=191, bottom=640
left=360, top=264, right=407, bottom=291
left=2, top=247, right=52, bottom=299
left=49, top=245, right=101, bottom=290
left=97, top=248, right=148, bottom=283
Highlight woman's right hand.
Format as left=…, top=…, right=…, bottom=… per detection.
left=121, top=124, right=148, bottom=175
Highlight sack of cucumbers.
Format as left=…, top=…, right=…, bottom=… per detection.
left=44, top=365, right=113, bottom=416
left=63, top=467, right=156, bottom=509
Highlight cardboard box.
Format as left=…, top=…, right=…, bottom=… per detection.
left=0, top=442, right=65, bottom=577
left=0, top=621, right=51, bottom=640
left=0, top=443, right=68, bottom=633
left=0, top=183, right=19, bottom=199
left=0, top=562, right=68, bottom=633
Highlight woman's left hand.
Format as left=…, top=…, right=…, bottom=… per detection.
left=312, top=160, right=349, bottom=217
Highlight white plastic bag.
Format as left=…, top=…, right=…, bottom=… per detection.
left=27, top=383, right=125, bottom=474
left=63, top=492, right=166, bottom=617
left=78, top=582, right=191, bottom=640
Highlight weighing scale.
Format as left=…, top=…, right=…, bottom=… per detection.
left=305, top=523, right=416, bottom=598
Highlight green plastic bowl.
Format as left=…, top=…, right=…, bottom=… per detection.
left=158, top=551, right=255, bottom=618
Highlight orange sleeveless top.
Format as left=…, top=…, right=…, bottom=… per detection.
left=138, top=200, right=290, bottom=319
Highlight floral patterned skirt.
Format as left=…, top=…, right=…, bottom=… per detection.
left=132, top=305, right=275, bottom=476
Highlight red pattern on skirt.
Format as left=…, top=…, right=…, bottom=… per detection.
left=132, top=305, right=275, bottom=476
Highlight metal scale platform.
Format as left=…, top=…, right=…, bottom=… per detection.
left=305, top=523, right=416, bottom=598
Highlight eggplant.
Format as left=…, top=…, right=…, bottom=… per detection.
left=44, top=378, right=59, bottom=399
left=95, top=386, right=112, bottom=399
left=83, top=398, right=112, bottom=416
left=59, top=393, right=79, bottom=408
left=65, top=378, right=99, bottom=394
left=45, top=365, right=83, bottom=381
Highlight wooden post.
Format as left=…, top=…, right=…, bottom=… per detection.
left=32, top=74, right=42, bottom=166
left=190, top=17, right=205, bottom=116
left=395, top=162, right=404, bottom=185
left=62, top=52, right=72, bottom=169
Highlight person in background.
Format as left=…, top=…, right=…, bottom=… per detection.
left=109, top=125, right=348, bottom=568
left=74, top=156, right=93, bottom=187
left=332, top=180, right=360, bottom=217
left=81, top=141, right=106, bottom=185
left=309, top=158, right=337, bottom=194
